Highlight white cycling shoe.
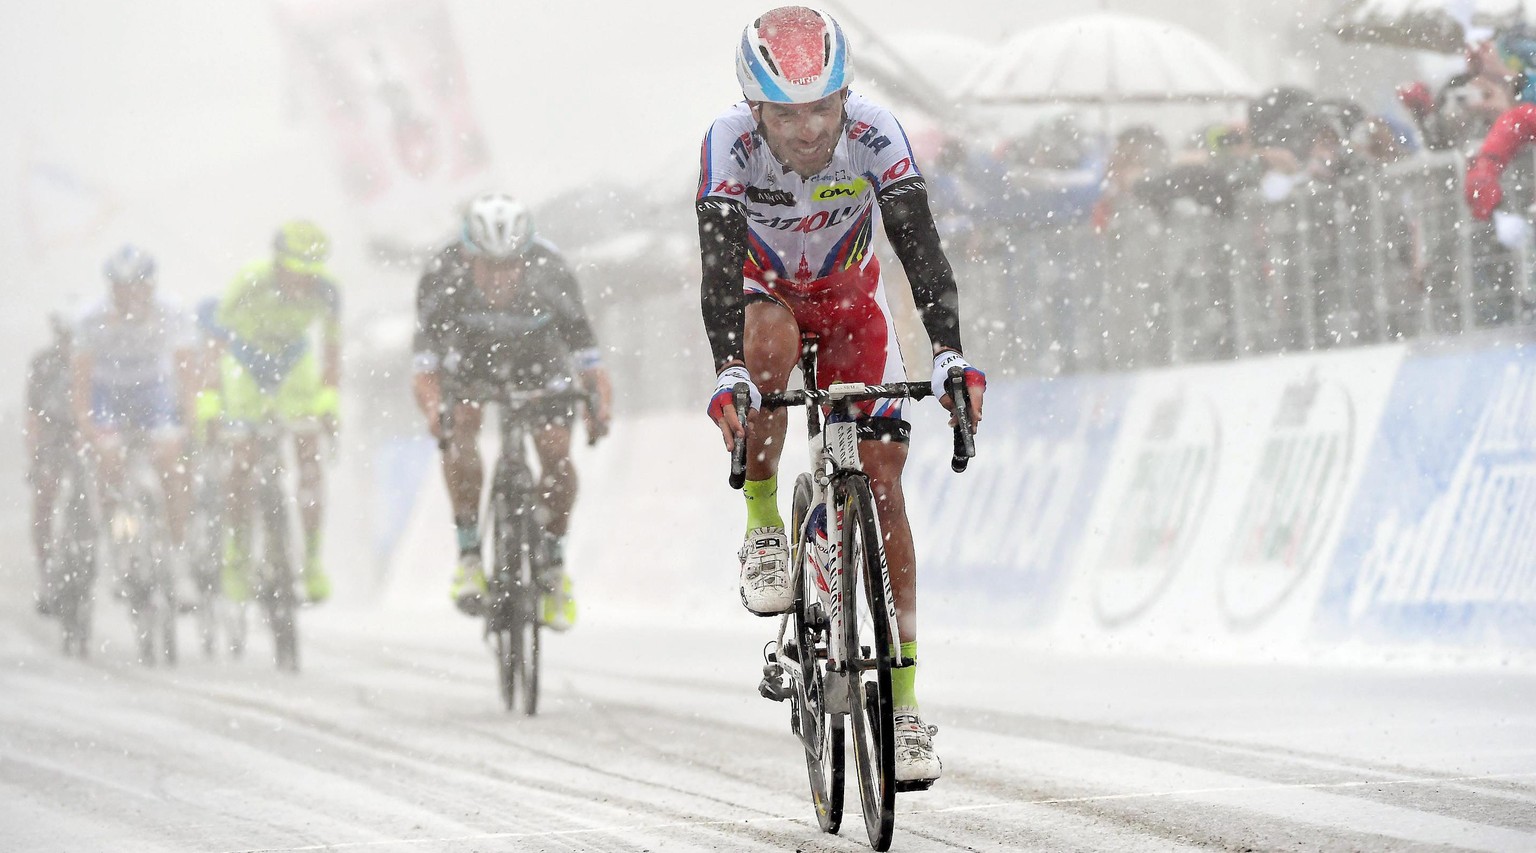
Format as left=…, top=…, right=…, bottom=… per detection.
left=893, top=708, right=942, bottom=786
left=738, top=527, right=792, bottom=616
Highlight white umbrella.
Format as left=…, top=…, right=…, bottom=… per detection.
left=1333, top=0, right=1535, bottom=53
left=960, top=12, right=1258, bottom=106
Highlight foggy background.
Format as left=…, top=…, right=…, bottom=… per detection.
left=6, top=3, right=1536, bottom=851
left=0, top=0, right=1408, bottom=557
left=0, top=0, right=1365, bottom=359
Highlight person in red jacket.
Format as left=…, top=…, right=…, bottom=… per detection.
left=1465, top=102, right=1536, bottom=219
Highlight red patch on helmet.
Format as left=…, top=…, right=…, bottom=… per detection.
left=757, top=7, right=828, bottom=85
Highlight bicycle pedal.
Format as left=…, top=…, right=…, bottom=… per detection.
left=895, top=779, right=936, bottom=793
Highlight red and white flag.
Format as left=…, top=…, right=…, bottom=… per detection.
left=273, top=0, right=494, bottom=251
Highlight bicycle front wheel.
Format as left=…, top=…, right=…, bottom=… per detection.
left=517, top=585, right=540, bottom=717
left=791, top=472, right=844, bottom=834
left=490, top=563, right=540, bottom=716
left=838, top=475, right=896, bottom=851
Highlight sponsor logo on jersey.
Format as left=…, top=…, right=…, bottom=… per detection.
left=846, top=120, right=893, bottom=154
left=728, top=132, right=756, bottom=169
left=882, top=158, right=912, bottom=183
left=812, top=177, right=870, bottom=201
left=747, top=186, right=795, bottom=207
left=745, top=204, right=863, bottom=233
left=711, top=180, right=747, bottom=196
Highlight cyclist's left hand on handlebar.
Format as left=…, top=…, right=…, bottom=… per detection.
left=931, top=351, right=986, bottom=431
left=580, top=366, right=613, bottom=444
left=707, top=364, right=760, bottom=451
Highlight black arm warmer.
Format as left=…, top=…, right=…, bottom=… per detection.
left=878, top=179, right=963, bottom=355
left=697, top=198, right=749, bottom=369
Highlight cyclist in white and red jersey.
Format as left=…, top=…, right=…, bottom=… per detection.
left=698, top=6, right=987, bottom=786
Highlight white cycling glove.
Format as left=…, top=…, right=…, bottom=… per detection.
left=708, top=365, right=762, bottom=422
left=930, top=351, right=979, bottom=399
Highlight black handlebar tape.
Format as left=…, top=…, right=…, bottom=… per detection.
left=945, top=366, right=976, bottom=473
left=728, top=382, right=750, bottom=489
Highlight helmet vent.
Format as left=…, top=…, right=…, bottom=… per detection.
left=758, top=45, right=781, bottom=77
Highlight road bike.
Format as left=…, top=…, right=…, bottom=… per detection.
left=105, top=433, right=180, bottom=667
left=187, top=427, right=246, bottom=660
left=228, top=418, right=308, bottom=671
left=441, top=381, right=598, bottom=715
left=40, top=444, right=99, bottom=658
left=731, top=335, right=975, bottom=851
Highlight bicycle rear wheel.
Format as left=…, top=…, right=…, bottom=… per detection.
left=258, top=494, right=299, bottom=672
left=838, top=476, right=896, bottom=851
left=124, top=552, right=159, bottom=667
left=790, top=473, right=844, bottom=833
left=55, top=485, right=96, bottom=658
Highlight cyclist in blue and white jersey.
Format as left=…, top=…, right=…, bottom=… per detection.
left=698, top=6, right=987, bottom=785
left=70, top=245, right=198, bottom=598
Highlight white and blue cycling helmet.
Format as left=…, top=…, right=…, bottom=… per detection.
left=102, top=244, right=156, bottom=285
left=735, top=6, right=853, bottom=105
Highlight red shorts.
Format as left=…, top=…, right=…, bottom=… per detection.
left=745, top=256, right=907, bottom=419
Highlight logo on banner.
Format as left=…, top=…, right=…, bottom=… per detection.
left=1218, top=369, right=1355, bottom=629
left=1348, top=363, right=1536, bottom=620
left=1092, top=388, right=1220, bottom=627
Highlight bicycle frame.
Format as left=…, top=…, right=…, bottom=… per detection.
left=439, top=379, right=592, bottom=714
left=768, top=341, right=910, bottom=717
left=101, top=429, right=178, bottom=666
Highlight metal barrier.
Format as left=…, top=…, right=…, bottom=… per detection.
left=567, top=151, right=1536, bottom=416
left=956, top=150, right=1536, bottom=378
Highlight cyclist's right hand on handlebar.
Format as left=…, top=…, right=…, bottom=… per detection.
left=708, top=364, right=760, bottom=450
left=931, top=351, right=986, bottom=431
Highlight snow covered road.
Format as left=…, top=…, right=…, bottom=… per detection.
left=4, top=599, right=1535, bottom=853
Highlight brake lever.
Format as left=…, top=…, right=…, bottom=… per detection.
left=728, top=382, right=750, bottom=489
left=944, top=366, right=976, bottom=473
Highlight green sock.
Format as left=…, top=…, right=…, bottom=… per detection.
left=892, top=641, right=919, bottom=710
left=305, top=534, right=322, bottom=572
left=743, top=476, right=784, bottom=531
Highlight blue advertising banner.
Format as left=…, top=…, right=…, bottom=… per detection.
left=1315, top=342, right=1536, bottom=647
left=906, top=372, right=1131, bottom=627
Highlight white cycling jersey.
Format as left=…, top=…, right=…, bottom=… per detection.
left=696, top=93, right=922, bottom=298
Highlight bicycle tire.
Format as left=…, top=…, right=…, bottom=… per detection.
left=515, top=514, right=542, bottom=717
left=518, top=586, right=540, bottom=717
left=492, top=488, right=520, bottom=712
left=161, top=564, right=178, bottom=667
left=258, top=453, right=300, bottom=672
left=838, top=475, right=896, bottom=851
left=496, top=627, right=517, bottom=710
left=791, top=472, right=844, bottom=834
left=270, top=593, right=299, bottom=672
left=126, top=554, right=159, bottom=667
left=56, top=483, right=96, bottom=658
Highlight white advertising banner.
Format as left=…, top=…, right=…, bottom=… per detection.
left=1054, top=346, right=1407, bottom=656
